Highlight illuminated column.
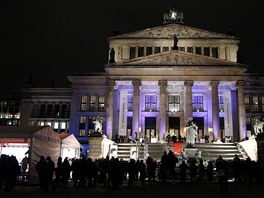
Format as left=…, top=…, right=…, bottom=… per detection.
left=159, top=80, right=167, bottom=141
left=236, top=80, right=247, bottom=141
left=210, top=80, right=220, bottom=141
left=184, top=80, right=193, bottom=123
left=132, top=79, right=141, bottom=139
left=106, top=80, right=115, bottom=139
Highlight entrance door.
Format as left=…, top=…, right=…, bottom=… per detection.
left=145, top=117, right=156, bottom=142
left=193, top=117, right=204, bottom=140
left=169, top=117, right=180, bottom=136
left=220, top=117, right=224, bottom=140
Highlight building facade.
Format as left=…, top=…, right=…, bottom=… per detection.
left=68, top=9, right=262, bottom=150
left=20, top=88, right=71, bottom=133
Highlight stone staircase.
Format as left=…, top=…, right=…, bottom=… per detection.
left=117, top=142, right=246, bottom=162
left=193, top=143, right=247, bottom=161
left=117, top=142, right=168, bottom=161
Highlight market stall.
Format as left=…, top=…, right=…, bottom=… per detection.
left=0, top=126, right=61, bottom=184
left=58, top=133, right=81, bottom=160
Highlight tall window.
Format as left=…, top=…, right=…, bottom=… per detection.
left=245, top=96, right=250, bottom=113
left=138, top=47, right=144, bottom=57
left=130, top=47, right=136, bottom=59
left=204, top=47, right=210, bottom=56
left=98, top=96, right=105, bottom=112
left=251, top=96, right=259, bottom=112
left=145, top=95, right=157, bottom=111
left=80, top=96, right=87, bottom=111
left=187, top=47, right=193, bottom=53
left=168, top=95, right=180, bottom=112
left=219, top=96, right=224, bottom=112
left=154, top=47, right=160, bottom=54
left=195, top=47, right=202, bottom=55
left=54, top=104, right=60, bottom=117
left=127, top=95, right=133, bottom=111
left=162, top=47, right=169, bottom=52
left=89, top=96, right=96, bottom=112
left=212, top=47, right=218, bottom=58
left=40, top=104, right=46, bottom=117
left=47, top=104, right=52, bottom=117
left=192, top=95, right=203, bottom=112
left=79, top=116, right=86, bottom=136
left=146, top=47, right=152, bottom=56
left=261, top=96, right=264, bottom=112
left=179, top=47, right=185, bottom=51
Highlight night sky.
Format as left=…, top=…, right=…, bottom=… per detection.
left=0, top=0, right=263, bottom=95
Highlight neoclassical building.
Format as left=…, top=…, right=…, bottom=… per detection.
left=68, top=9, right=264, bottom=150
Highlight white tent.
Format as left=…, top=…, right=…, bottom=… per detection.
left=0, top=126, right=61, bottom=184
left=58, top=133, right=81, bottom=160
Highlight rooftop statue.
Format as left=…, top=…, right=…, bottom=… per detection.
left=163, top=7, right=184, bottom=24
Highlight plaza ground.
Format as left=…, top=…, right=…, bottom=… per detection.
left=1, top=180, right=263, bottom=198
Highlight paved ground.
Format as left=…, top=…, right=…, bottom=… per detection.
left=1, top=180, right=263, bottom=198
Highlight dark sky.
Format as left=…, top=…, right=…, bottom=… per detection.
left=0, top=0, right=263, bottom=95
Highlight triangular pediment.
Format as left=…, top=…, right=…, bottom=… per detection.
left=114, top=50, right=244, bottom=67
left=110, top=23, right=236, bottom=39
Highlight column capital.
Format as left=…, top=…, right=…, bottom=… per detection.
left=106, top=79, right=116, bottom=87
left=132, top=79, right=142, bottom=87
left=158, top=80, right=168, bottom=87
left=235, top=80, right=245, bottom=87
left=184, top=80, right=193, bottom=87
left=209, top=80, right=220, bottom=87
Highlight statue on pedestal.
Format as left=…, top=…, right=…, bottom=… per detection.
left=186, top=118, right=198, bottom=147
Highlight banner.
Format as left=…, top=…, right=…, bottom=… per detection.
left=223, top=91, right=233, bottom=136
left=118, top=90, right=128, bottom=136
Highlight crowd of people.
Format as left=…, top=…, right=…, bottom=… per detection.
left=0, top=154, right=20, bottom=192
left=1, top=151, right=264, bottom=193
left=33, top=152, right=264, bottom=192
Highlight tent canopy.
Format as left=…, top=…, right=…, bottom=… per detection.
left=0, top=126, right=61, bottom=184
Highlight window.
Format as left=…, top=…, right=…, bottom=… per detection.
left=61, top=122, right=66, bottom=130
left=40, top=104, right=46, bottom=116
left=80, top=96, right=87, bottom=111
left=146, top=47, right=152, bottom=56
left=219, top=96, right=224, bottom=112
left=88, top=117, right=95, bottom=134
left=54, top=104, right=60, bottom=117
left=80, top=116, right=86, bottom=124
left=145, top=95, right=157, bottom=111
left=154, top=47, right=160, bottom=54
left=127, top=95, right=133, bottom=111
left=187, top=47, right=193, bottom=53
left=79, top=129, right=85, bottom=137
left=168, top=95, right=180, bottom=112
left=138, top=47, right=144, bottom=57
left=79, top=116, right=86, bottom=136
left=251, top=96, right=259, bottom=112
left=204, top=47, right=210, bottom=56
left=179, top=47, right=185, bottom=51
left=261, top=96, right=264, bottom=112
left=89, top=96, right=96, bottom=112
left=195, top=47, right=202, bottom=55
left=130, top=47, right=136, bottom=59
left=47, top=104, right=52, bottom=117
left=162, top=47, right=169, bottom=52
left=98, top=96, right=105, bottom=112
left=212, top=47, right=218, bottom=58
left=192, top=95, right=203, bottom=112
left=54, top=122, right=59, bottom=129
left=245, top=96, right=250, bottom=113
